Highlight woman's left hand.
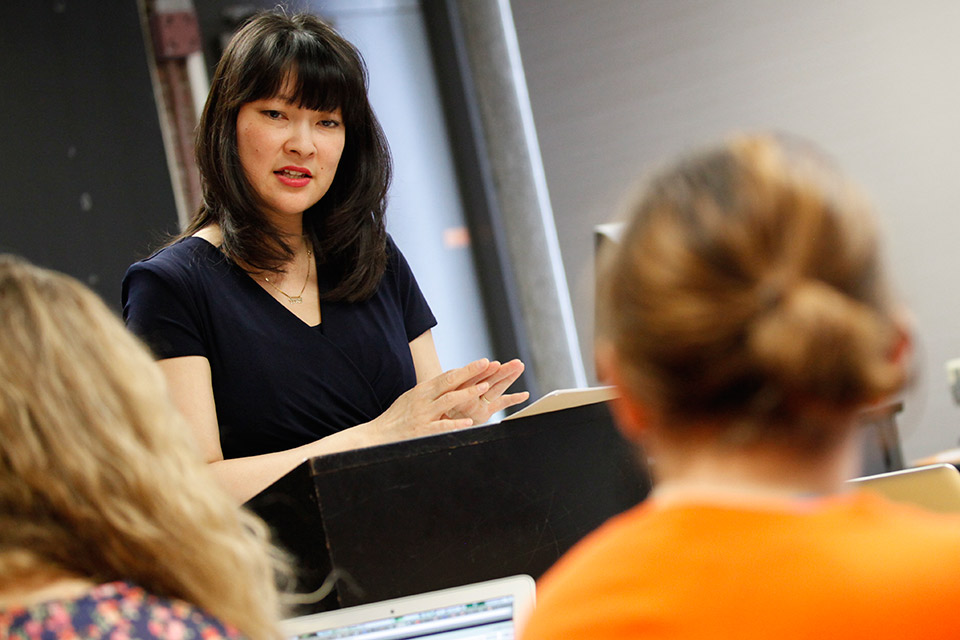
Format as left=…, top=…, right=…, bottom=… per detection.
left=444, top=358, right=529, bottom=425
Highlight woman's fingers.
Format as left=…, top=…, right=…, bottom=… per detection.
left=454, top=358, right=523, bottom=399
left=373, top=363, right=506, bottom=445
left=428, top=359, right=490, bottom=397
left=489, top=390, right=530, bottom=413
left=479, top=360, right=524, bottom=398
left=412, top=357, right=528, bottom=428
left=433, top=381, right=489, bottom=416
left=456, top=360, right=502, bottom=390
left=469, top=389, right=529, bottom=422
left=433, top=358, right=524, bottom=399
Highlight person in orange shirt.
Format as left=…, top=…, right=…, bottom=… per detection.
left=521, top=134, right=960, bottom=640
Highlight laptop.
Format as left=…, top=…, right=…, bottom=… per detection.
left=848, top=463, right=960, bottom=513
left=281, top=575, right=536, bottom=640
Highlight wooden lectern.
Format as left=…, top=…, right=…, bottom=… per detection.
left=244, top=399, right=650, bottom=615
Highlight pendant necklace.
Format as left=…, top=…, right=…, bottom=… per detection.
left=264, top=248, right=312, bottom=304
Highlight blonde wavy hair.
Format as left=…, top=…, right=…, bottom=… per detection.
left=599, top=133, right=906, bottom=452
left=0, top=255, right=285, bottom=639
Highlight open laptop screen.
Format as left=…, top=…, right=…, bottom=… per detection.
left=282, top=576, right=534, bottom=640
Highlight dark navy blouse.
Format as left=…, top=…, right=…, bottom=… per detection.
left=122, top=236, right=436, bottom=459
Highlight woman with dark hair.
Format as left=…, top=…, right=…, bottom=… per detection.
left=123, top=12, right=526, bottom=503
left=520, top=134, right=960, bottom=639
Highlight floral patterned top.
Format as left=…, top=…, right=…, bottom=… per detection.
left=0, top=581, right=247, bottom=640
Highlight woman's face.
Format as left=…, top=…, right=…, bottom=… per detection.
left=236, top=87, right=346, bottom=224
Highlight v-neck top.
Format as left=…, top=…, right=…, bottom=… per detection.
left=121, top=235, right=436, bottom=459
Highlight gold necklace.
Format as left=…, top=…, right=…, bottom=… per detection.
left=263, top=248, right=312, bottom=304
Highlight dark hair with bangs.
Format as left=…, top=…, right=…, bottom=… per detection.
left=184, top=11, right=391, bottom=301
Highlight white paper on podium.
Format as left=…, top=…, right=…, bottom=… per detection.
left=504, top=385, right=619, bottom=421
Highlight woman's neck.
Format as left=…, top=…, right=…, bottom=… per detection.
left=265, top=212, right=305, bottom=239
left=193, top=224, right=311, bottom=261
left=280, top=232, right=312, bottom=256
left=647, top=429, right=860, bottom=508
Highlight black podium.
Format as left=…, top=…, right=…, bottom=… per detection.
left=245, top=400, right=650, bottom=614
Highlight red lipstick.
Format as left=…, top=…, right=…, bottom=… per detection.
left=274, top=165, right=313, bottom=187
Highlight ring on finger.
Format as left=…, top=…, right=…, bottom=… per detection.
left=480, top=395, right=491, bottom=405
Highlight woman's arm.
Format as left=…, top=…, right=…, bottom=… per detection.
left=409, top=330, right=443, bottom=383
left=157, top=354, right=493, bottom=504
left=158, top=356, right=322, bottom=502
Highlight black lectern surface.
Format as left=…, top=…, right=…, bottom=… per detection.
left=245, top=400, right=649, bottom=613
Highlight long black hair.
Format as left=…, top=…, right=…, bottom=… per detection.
left=185, top=11, right=392, bottom=301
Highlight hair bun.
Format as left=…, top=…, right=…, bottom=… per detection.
left=748, top=279, right=902, bottom=408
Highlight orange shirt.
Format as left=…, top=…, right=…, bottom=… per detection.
left=521, top=492, right=960, bottom=640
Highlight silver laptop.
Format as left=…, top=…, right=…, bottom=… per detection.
left=848, top=463, right=960, bottom=513
left=282, top=575, right=536, bottom=640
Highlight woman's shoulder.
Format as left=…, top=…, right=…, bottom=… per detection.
left=137, top=236, right=221, bottom=269
left=124, top=236, right=229, bottom=286
left=383, top=232, right=398, bottom=260
left=0, top=581, right=246, bottom=640
left=383, top=233, right=412, bottom=274
left=93, top=582, right=246, bottom=639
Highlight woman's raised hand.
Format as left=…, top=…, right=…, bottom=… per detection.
left=444, top=358, right=528, bottom=426
left=362, top=358, right=496, bottom=445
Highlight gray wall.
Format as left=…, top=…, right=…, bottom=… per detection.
left=510, top=0, right=960, bottom=460
left=0, top=1, right=179, bottom=305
